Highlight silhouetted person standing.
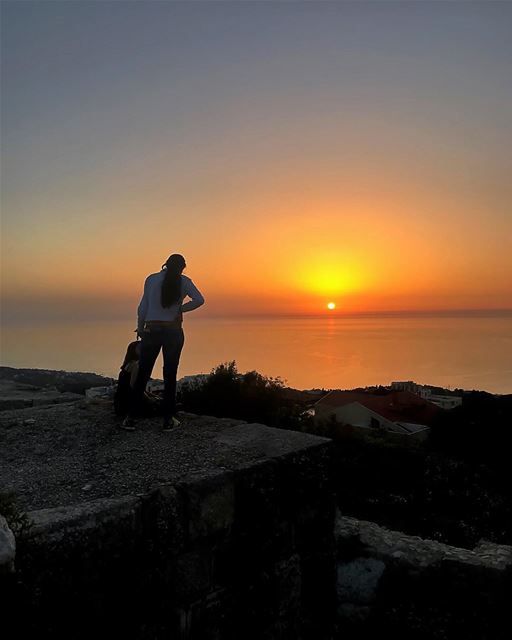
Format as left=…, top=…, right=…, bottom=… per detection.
left=121, top=253, right=204, bottom=431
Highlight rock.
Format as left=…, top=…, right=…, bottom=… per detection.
left=0, top=366, right=114, bottom=394
left=85, top=386, right=115, bottom=402
left=0, top=515, right=16, bottom=574
left=337, top=602, right=371, bottom=623
left=187, top=476, right=235, bottom=541
left=24, top=419, right=36, bottom=426
left=177, top=374, right=209, bottom=391
left=0, top=378, right=83, bottom=412
left=81, top=484, right=93, bottom=492
left=0, top=398, right=33, bottom=410
left=337, top=557, right=386, bottom=605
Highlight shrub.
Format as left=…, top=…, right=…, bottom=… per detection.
left=179, top=361, right=306, bottom=428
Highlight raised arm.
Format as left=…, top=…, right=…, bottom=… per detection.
left=181, top=278, right=205, bottom=313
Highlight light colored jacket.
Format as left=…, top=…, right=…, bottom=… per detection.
left=137, top=271, right=204, bottom=333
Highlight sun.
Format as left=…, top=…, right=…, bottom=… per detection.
left=327, top=302, right=336, bottom=310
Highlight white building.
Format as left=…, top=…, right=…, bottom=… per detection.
left=314, top=390, right=442, bottom=439
left=177, top=374, right=209, bottom=390
left=391, top=381, right=462, bottom=410
left=146, top=375, right=209, bottom=394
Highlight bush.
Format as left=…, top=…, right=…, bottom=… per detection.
left=178, top=361, right=307, bottom=429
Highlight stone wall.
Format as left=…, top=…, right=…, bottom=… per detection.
left=0, top=515, right=15, bottom=575
left=336, top=514, right=512, bottom=639
left=3, top=417, right=511, bottom=640
left=2, top=424, right=335, bottom=639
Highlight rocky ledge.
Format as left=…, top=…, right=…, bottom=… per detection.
left=0, top=400, right=324, bottom=512
left=0, top=366, right=114, bottom=411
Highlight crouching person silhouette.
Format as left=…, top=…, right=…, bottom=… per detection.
left=120, top=253, right=205, bottom=432
left=114, top=341, right=162, bottom=419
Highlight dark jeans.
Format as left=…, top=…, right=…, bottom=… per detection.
left=130, top=326, right=184, bottom=419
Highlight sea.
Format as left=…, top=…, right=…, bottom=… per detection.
left=1, top=314, right=511, bottom=394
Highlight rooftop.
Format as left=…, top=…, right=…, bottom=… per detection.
left=315, top=390, right=441, bottom=426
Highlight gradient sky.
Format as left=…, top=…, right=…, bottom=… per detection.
left=1, top=0, right=511, bottom=322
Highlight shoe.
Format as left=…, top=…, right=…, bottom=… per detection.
left=162, top=416, right=180, bottom=432
left=120, top=417, right=136, bottom=431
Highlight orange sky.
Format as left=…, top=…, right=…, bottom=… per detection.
left=3, top=148, right=511, bottom=320
left=2, top=2, right=511, bottom=323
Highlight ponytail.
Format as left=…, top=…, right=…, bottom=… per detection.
left=161, top=254, right=186, bottom=308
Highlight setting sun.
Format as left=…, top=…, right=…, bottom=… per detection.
left=327, top=302, right=336, bottom=310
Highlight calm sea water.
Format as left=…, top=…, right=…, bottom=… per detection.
left=1, top=315, right=511, bottom=394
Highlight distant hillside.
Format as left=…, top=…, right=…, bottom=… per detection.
left=0, top=367, right=113, bottom=395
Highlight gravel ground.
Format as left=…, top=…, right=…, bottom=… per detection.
left=0, top=400, right=249, bottom=511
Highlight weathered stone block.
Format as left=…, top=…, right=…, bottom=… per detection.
left=232, top=459, right=296, bottom=561
left=337, top=602, right=371, bottom=623
left=142, top=484, right=186, bottom=552
left=300, top=551, right=337, bottom=639
left=275, top=554, right=302, bottom=616
left=0, top=515, right=15, bottom=574
left=175, top=551, right=212, bottom=599
left=179, top=588, right=233, bottom=640
left=337, top=557, right=386, bottom=605
left=185, top=474, right=235, bottom=542
left=336, top=514, right=512, bottom=638
left=6, top=419, right=336, bottom=639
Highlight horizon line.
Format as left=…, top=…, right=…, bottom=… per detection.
left=2, top=307, right=512, bottom=327
left=202, top=308, right=512, bottom=319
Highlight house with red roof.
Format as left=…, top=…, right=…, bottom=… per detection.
left=313, top=390, right=441, bottom=439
